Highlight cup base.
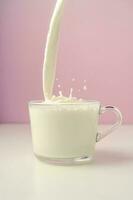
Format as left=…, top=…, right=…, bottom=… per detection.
left=34, top=153, right=93, bottom=165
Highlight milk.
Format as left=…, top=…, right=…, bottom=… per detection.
left=28, top=0, right=101, bottom=161
left=29, top=101, right=100, bottom=158
left=29, top=0, right=100, bottom=160
left=43, top=0, right=65, bottom=99
left=29, top=0, right=122, bottom=163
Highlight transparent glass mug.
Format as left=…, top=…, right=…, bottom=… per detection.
left=29, top=101, right=122, bottom=165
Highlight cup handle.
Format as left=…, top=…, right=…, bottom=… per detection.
left=96, top=105, right=122, bottom=142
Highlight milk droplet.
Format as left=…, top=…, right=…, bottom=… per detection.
left=83, top=85, right=87, bottom=91
left=56, top=78, right=59, bottom=81
left=72, top=78, right=76, bottom=82
left=57, top=84, right=61, bottom=88
left=83, top=80, right=86, bottom=83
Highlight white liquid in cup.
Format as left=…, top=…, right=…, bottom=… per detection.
left=29, top=101, right=100, bottom=159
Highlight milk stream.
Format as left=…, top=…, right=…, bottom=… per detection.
left=43, top=0, right=87, bottom=104
left=43, top=0, right=65, bottom=100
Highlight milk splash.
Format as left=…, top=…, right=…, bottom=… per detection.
left=52, top=77, right=88, bottom=104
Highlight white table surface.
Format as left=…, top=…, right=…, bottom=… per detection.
left=0, top=124, right=133, bottom=200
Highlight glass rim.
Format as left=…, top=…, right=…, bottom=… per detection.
left=28, top=100, right=100, bottom=106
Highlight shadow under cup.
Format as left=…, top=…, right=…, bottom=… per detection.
left=29, top=100, right=101, bottom=164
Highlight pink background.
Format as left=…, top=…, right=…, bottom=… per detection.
left=0, top=0, right=133, bottom=123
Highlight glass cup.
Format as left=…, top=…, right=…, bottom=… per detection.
left=29, top=101, right=122, bottom=165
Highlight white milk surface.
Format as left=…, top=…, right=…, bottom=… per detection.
left=29, top=102, right=100, bottom=158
